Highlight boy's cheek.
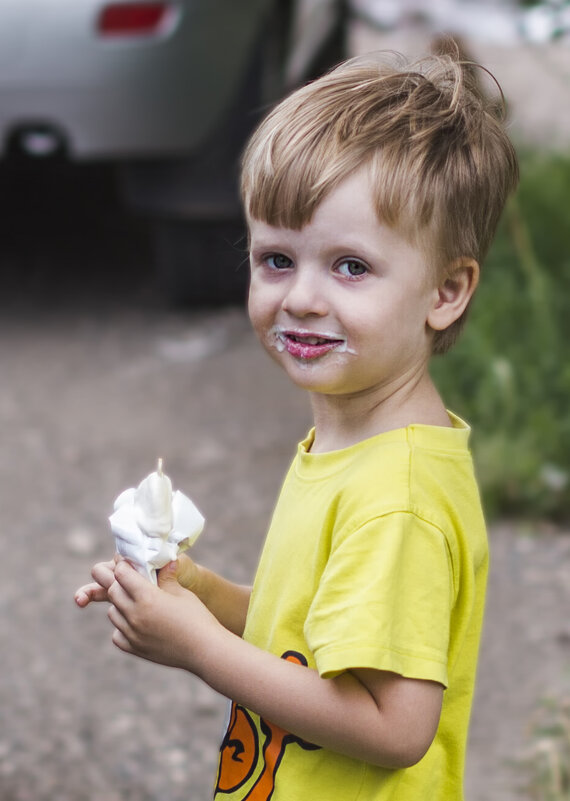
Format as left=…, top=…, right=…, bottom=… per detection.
left=247, top=280, right=274, bottom=327
left=248, top=309, right=272, bottom=348
left=247, top=298, right=267, bottom=346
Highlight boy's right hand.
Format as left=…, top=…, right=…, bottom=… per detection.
left=74, top=558, right=117, bottom=608
left=74, top=553, right=200, bottom=609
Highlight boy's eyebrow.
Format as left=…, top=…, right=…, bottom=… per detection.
left=248, top=235, right=287, bottom=251
left=248, top=228, right=296, bottom=249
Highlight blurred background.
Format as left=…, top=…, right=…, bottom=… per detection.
left=0, top=1, right=569, bottom=799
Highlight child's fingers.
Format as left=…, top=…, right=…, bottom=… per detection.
left=111, top=625, right=134, bottom=654
left=108, top=599, right=129, bottom=635
left=107, top=600, right=138, bottom=654
left=174, top=553, right=200, bottom=591
left=74, top=582, right=108, bottom=607
left=112, top=559, right=151, bottom=601
left=74, top=588, right=91, bottom=607
left=75, top=557, right=118, bottom=607
left=91, top=559, right=117, bottom=589
left=156, top=562, right=193, bottom=601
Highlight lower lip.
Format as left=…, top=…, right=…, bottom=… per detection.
left=284, top=337, right=342, bottom=360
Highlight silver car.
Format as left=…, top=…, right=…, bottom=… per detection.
left=0, top=0, right=344, bottom=301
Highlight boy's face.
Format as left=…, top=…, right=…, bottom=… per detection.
left=247, top=167, right=441, bottom=401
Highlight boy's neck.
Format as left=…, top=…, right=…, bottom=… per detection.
left=308, top=372, right=450, bottom=453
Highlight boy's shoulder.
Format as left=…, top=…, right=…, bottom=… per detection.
left=297, top=417, right=477, bottom=521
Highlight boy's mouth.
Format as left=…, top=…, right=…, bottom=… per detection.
left=288, top=333, right=340, bottom=346
left=270, top=327, right=351, bottom=360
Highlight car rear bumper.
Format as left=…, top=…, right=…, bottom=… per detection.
left=0, top=0, right=273, bottom=160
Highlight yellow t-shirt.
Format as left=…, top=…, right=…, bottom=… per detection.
left=214, top=414, right=488, bottom=801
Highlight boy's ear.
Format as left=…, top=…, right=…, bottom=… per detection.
left=427, top=258, right=480, bottom=332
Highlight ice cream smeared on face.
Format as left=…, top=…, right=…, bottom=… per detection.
left=109, top=459, right=204, bottom=583
left=268, top=325, right=357, bottom=359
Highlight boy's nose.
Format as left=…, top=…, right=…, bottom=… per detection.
left=281, top=268, right=328, bottom=318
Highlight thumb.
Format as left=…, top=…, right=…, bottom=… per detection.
left=157, top=561, right=187, bottom=596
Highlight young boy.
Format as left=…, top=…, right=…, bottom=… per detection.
left=75, top=50, right=519, bottom=800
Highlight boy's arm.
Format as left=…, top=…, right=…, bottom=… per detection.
left=175, top=554, right=251, bottom=637
left=108, top=560, right=442, bottom=769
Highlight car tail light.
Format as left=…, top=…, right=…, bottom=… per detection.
left=98, top=3, right=173, bottom=37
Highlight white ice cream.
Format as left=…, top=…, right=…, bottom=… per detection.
left=109, top=459, right=205, bottom=583
left=134, top=461, right=173, bottom=537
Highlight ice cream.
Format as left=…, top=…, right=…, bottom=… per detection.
left=109, top=459, right=204, bottom=583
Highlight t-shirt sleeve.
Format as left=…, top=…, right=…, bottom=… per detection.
left=304, top=512, right=454, bottom=687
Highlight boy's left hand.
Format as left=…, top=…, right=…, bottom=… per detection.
left=107, top=559, right=220, bottom=672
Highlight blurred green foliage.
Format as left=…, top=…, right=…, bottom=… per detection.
left=521, top=696, right=570, bottom=801
left=431, top=151, right=570, bottom=521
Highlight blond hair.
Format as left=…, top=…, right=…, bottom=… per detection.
left=241, top=49, right=519, bottom=354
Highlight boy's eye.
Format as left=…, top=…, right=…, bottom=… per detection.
left=337, top=259, right=367, bottom=278
left=267, top=253, right=293, bottom=270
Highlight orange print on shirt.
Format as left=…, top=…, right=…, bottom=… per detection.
left=215, top=651, right=320, bottom=799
